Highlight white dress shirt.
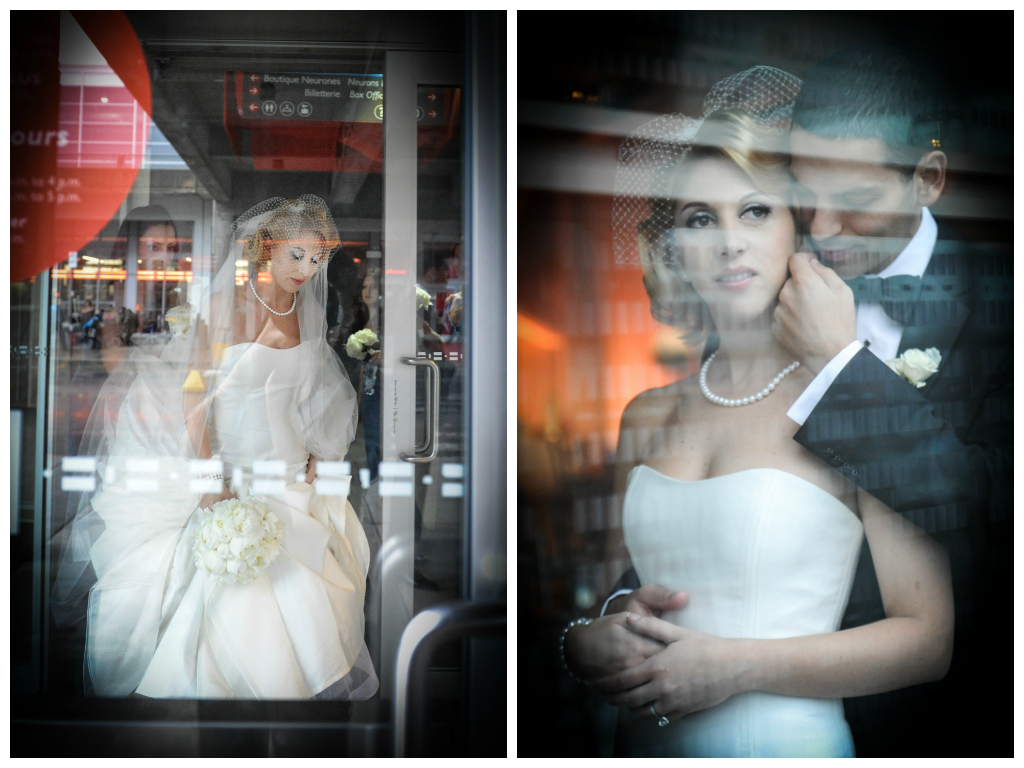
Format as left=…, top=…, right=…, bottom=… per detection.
left=786, top=207, right=938, bottom=426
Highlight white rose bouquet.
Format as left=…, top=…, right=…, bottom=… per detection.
left=416, top=285, right=433, bottom=311
left=192, top=497, right=285, bottom=585
left=345, top=328, right=379, bottom=360
left=886, top=347, right=941, bottom=388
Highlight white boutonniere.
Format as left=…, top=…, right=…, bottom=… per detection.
left=885, top=347, right=941, bottom=388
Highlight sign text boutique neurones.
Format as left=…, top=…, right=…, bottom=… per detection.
left=242, top=73, right=384, bottom=122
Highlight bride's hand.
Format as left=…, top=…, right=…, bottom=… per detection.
left=198, top=488, right=236, bottom=510
left=305, top=455, right=321, bottom=485
left=594, top=615, right=747, bottom=722
left=563, top=613, right=666, bottom=683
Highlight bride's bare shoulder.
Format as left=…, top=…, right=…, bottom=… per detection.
left=620, top=377, right=688, bottom=430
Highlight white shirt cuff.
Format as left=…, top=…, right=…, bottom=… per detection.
left=600, top=589, right=634, bottom=616
left=786, top=341, right=864, bottom=426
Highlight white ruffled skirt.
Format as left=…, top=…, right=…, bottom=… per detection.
left=85, top=468, right=377, bottom=700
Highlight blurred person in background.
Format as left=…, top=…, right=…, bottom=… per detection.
left=101, top=205, right=181, bottom=372
left=346, top=267, right=383, bottom=481
left=78, top=300, right=99, bottom=349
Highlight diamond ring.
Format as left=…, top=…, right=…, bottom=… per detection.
left=649, top=703, right=670, bottom=727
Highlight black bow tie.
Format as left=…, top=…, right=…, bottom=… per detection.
left=843, top=274, right=972, bottom=326
left=844, top=274, right=923, bottom=303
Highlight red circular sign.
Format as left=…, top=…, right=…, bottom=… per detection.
left=11, top=11, right=153, bottom=283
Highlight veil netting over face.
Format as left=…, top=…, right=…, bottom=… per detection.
left=612, top=65, right=803, bottom=270
left=51, top=196, right=369, bottom=698
left=609, top=66, right=802, bottom=349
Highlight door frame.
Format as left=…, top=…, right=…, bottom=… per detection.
left=379, top=49, right=462, bottom=696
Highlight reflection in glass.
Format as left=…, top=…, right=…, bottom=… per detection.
left=53, top=196, right=378, bottom=700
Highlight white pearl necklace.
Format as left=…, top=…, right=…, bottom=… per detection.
left=699, top=351, right=799, bottom=407
left=249, top=276, right=296, bottom=317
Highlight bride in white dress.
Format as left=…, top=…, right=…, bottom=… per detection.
left=54, top=196, right=377, bottom=700
left=562, top=69, right=953, bottom=757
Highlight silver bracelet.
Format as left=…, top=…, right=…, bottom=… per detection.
left=200, top=473, right=224, bottom=482
left=559, top=617, right=593, bottom=684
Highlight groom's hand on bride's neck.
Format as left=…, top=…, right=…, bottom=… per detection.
left=607, top=584, right=689, bottom=619
left=773, top=252, right=857, bottom=376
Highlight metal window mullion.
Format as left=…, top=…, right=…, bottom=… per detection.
left=43, top=267, right=59, bottom=692
left=126, top=223, right=138, bottom=312
left=32, top=270, right=52, bottom=691
left=463, top=14, right=507, bottom=757
left=465, top=12, right=506, bottom=604
left=380, top=50, right=419, bottom=700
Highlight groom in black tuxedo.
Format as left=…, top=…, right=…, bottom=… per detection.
left=587, top=46, right=1011, bottom=756
left=774, top=45, right=1012, bottom=757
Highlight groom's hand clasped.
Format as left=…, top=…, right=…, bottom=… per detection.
left=565, top=613, right=666, bottom=682
left=604, top=583, right=688, bottom=620
left=564, top=586, right=689, bottom=682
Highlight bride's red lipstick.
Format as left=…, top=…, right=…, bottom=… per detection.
left=714, top=265, right=757, bottom=290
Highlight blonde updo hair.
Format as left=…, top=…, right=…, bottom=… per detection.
left=246, top=198, right=342, bottom=273
left=639, top=109, right=799, bottom=348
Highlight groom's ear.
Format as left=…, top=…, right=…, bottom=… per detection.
left=913, top=150, right=947, bottom=208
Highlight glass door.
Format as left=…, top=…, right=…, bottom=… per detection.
left=377, top=49, right=463, bottom=696
left=12, top=11, right=505, bottom=758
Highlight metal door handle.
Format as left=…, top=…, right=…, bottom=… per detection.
left=394, top=601, right=506, bottom=757
left=399, top=356, right=439, bottom=463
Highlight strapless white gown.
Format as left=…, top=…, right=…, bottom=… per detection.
left=617, top=465, right=863, bottom=757
left=86, top=342, right=377, bottom=699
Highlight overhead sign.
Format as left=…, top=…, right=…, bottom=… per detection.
left=240, top=73, right=383, bottom=123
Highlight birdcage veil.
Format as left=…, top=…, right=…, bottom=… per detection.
left=612, top=65, right=803, bottom=268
